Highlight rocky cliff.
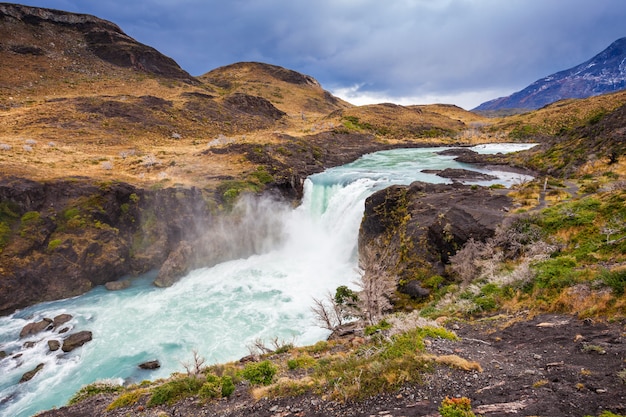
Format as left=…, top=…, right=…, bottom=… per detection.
left=359, top=182, right=511, bottom=298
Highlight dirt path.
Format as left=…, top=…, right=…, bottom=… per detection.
left=534, top=178, right=580, bottom=211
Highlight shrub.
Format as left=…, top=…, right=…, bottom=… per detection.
left=147, top=376, right=203, bottom=407
left=439, top=396, right=476, bottom=417
left=198, top=374, right=222, bottom=399
left=287, top=355, right=317, bottom=370
left=599, top=269, right=626, bottom=296
left=69, top=380, right=123, bottom=405
left=221, top=375, right=235, bottom=397
left=47, top=239, right=62, bottom=251
left=106, top=390, right=145, bottom=411
left=242, top=361, right=277, bottom=385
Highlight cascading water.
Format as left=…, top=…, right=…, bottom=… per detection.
left=0, top=144, right=535, bottom=417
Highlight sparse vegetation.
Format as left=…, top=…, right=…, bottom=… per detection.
left=68, top=380, right=124, bottom=405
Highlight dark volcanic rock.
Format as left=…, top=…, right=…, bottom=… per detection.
left=138, top=360, right=161, bottom=370
left=20, top=318, right=53, bottom=338
left=19, top=363, right=44, bottom=383
left=399, top=280, right=430, bottom=299
left=62, top=331, right=93, bottom=352
left=360, top=181, right=511, bottom=281
left=224, top=93, right=286, bottom=120
left=422, top=168, right=498, bottom=182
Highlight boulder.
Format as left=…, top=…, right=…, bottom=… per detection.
left=138, top=360, right=161, bottom=370
left=48, top=340, right=61, bottom=352
left=19, top=318, right=53, bottom=338
left=104, top=280, right=131, bottom=291
left=52, top=314, right=72, bottom=329
left=153, top=241, right=193, bottom=287
left=62, top=331, right=93, bottom=352
left=400, top=280, right=431, bottom=299
left=20, top=363, right=44, bottom=383
left=360, top=181, right=511, bottom=282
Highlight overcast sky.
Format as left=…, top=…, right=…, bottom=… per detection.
left=13, top=0, right=626, bottom=109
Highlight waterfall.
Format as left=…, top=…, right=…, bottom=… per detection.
left=0, top=144, right=536, bottom=417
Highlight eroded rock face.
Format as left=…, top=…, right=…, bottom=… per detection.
left=0, top=178, right=216, bottom=315
left=359, top=181, right=511, bottom=293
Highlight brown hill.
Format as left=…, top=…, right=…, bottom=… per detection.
left=326, top=102, right=488, bottom=143
left=0, top=4, right=350, bottom=189
left=200, top=61, right=352, bottom=117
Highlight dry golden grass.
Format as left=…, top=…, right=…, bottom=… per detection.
left=553, top=285, right=617, bottom=318
left=489, top=90, right=626, bottom=136
left=422, top=354, right=483, bottom=372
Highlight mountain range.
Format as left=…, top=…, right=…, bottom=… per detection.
left=475, top=37, right=626, bottom=111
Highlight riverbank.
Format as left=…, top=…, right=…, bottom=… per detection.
left=36, top=313, right=626, bottom=417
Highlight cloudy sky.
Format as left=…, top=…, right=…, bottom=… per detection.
left=14, top=0, right=626, bottom=109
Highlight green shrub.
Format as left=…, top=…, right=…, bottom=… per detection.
left=221, top=375, right=235, bottom=397
left=241, top=360, right=277, bottom=385
left=0, top=222, right=11, bottom=249
left=106, top=390, right=145, bottom=410
left=147, top=376, right=203, bottom=407
left=365, top=319, right=392, bottom=336
left=69, top=381, right=124, bottom=405
left=63, top=207, right=81, bottom=220
left=306, top=340, right=330, bottom=354
left=250, top=167, right=274, bottom=184
left=287, top=355, right=317, bottom=370
left=534, top=257, right=579, bottom=289
left=599, top=269, right=626, bottom=296
left=198, top=374, right=222, bottom=399
left=47, top=239, right=63, bottom=251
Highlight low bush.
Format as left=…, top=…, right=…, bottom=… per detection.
left=69, top=380, right=123, bottom=405
left=147, top=376, right=203, bottom=407
left=439, top=396, right=476, bottom=417
left=242, top=361, right=277, bottom=386
left=106, top=389, right=145, bottom=411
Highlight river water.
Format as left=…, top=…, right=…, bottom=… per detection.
left=0, top=144, right=535, bottom=417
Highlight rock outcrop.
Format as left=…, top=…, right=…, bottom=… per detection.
left=0, top=178, right=216, bottom=315
left=359, top=182, right=511, bottom=294
left=61, top=331, right=93, bottom=352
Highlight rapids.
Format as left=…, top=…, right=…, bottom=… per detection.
left=0, top=144, right=535, bottom=417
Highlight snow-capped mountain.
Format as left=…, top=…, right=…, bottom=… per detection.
left=474, top=37, right=626, bottom=111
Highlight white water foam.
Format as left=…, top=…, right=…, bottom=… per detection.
left=0, top=144, right=536, bottom=417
